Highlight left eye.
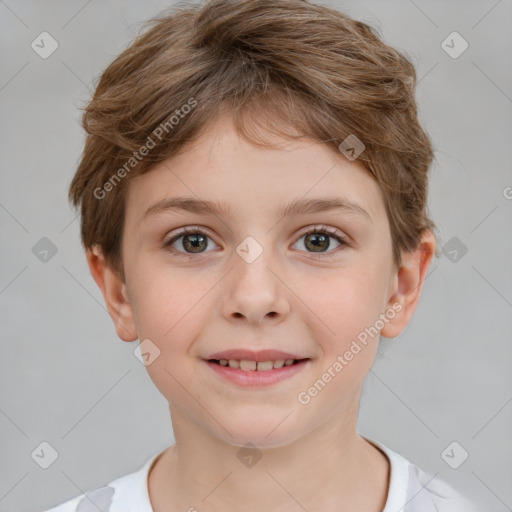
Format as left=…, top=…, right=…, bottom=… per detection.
left=163, top=228, right=216, bottom=255
left=293, top=226, right=348, bottom=256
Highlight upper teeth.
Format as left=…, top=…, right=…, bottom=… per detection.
left=218, top=359, right=296, bottom=371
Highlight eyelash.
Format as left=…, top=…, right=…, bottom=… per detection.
left=162, top=225, right=350, bottom=260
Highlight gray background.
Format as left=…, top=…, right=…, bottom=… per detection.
left=1, top=0, right=511, bottom=510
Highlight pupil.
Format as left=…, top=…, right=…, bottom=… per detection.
left=184, top=234, right=206, bottom=253
left=306, top=233, right=328, bottom=252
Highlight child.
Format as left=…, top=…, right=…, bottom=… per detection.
left=44, top=0, right=479, bottom=510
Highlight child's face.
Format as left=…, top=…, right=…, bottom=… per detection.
left=104, top=114, right=421, bottom=447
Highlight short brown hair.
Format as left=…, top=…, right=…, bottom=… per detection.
left=69, top=0, right=437, bottom=280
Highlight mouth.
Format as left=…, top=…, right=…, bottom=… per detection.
left=203, top=350, right=311, bottom=387
left=207, top=358, right=308, bottom=371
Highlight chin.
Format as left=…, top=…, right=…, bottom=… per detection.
left=208, top=415, right=305, bottom=450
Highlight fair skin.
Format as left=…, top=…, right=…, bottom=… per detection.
left=87, top=114, right=435, bottom=512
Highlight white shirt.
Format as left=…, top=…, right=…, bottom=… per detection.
left=42, top=438, right=479, bottom=511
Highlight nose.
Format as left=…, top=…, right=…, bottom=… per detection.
left=221, top=247, right=291, bottom=325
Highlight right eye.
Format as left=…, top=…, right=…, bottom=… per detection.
left=163, top=227, right=218, bottom=257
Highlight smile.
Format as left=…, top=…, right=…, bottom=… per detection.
left=210, top=358, right=303, bottom=371
left=204, top=358, right=310, bottom=387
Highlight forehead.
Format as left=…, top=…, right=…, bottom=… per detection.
left=124, top=115, right=386, bottom=226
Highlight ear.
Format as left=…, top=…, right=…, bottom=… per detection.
left=85, top=245, right=138, bottom=342
left=380, top=230, right=436, bottom=338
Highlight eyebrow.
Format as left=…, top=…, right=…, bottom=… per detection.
left=142, top=196, right=372, bottom=223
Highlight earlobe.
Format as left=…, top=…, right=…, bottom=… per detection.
left=86, top=245, right=138, bottom=342
left=380, top=230, right=436, bottom=339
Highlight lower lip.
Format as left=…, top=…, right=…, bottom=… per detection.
left=204, top=359, right=309, bottom=387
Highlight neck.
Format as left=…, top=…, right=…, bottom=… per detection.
left=148, top=409, right=390, bottom=512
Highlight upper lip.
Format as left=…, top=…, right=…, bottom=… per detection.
left=205, top=349, right=308, bottom=362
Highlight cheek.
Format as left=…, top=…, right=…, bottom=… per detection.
left=297, top=265, right=390, bottom=346
left=130, top=260, right=207, bottom=341
left=294, top=271, right=387, bottom=410
left=132, top=276, right=204, bottom=410
left=294, top=264, right=390, bottom=396
left=126, top=268, right=198, bottom=383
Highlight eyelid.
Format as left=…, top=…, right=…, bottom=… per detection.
left=163, top=225, right=218, bottom=247
left=165, top=224, right=209, bottom=236
left=299, top=224, right=342, bottom=237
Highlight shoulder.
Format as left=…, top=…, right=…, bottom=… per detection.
left=41, top=451, right=162, bottom=512
left=364, top=437, right=480, bottom=512
left=404, top=462, right=480, bottom=511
